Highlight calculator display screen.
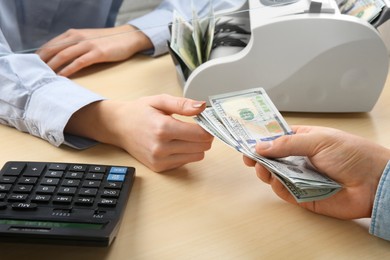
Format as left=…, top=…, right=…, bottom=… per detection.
left=0, top=219, right=104, bottom=230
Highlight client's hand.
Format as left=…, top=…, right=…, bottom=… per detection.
left=243, top=125, right=390, bottom=219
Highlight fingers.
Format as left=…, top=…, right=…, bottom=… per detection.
left=149, top=95, right=207, bottom=116
left=253, top=163, right=297, bottom=204
left=243, top=155, right=256, bottom=167
left=144, top=151, right=207, bottom=173
left=36, top=34, right=70, bottom=62
left=255, top=130, right=319, bottom=158
left=145, top=95, right=213, bottom=142
left=254, top=163, right=272, bottom=184
left=149, top=138, right=213, bottom=159
left=57, top=51, right=99, bottom=77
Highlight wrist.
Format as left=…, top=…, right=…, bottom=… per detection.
left=119, top=24, right=153, bottom=54
left=65, top=100, right=122, bottom=146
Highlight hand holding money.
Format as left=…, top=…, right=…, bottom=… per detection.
left=195, top=88, right=342, bottom=202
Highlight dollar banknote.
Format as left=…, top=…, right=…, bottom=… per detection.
left=170, top=10, right=199, bottom=71
left=168, top=0, right=250, bottom=76
left=195, top=88, right=342, bottom=202
left=337, top=0, right=385, bottom=22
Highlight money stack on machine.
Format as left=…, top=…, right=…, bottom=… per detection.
left=194, top=88, right=342, bottom=203
left=168, top=2, right=250, bottom=79
left=337, top=0, right=386, bottom=22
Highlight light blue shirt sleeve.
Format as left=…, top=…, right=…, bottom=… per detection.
left=0, top=30, right=104, bottom=149
left=370, top=160, right=390, bottom=241
left=129, top=0, right=246, bottom=57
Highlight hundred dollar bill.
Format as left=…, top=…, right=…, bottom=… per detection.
left=195, top=88, right=342, bottom=202
left=170, top=10, right=199, bottom=71
left=209, top=88, right=293, bottom=152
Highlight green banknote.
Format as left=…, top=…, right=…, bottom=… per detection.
left=195, top=88, right=342, bottom=202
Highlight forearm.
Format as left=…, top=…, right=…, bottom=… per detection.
left=0, top=44, right=103, bottom=148
left=64, top=100, right=125, bottom=148
left=114, top=24, right=153, bottom=55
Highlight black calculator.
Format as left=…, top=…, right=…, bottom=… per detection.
left=0, top=161, right=135, bottom=246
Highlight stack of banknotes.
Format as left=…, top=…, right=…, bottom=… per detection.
left=168, top=2, right=250, bottom=78
left=337, top=0, right=385, bottom=22
left=194, top=88, right=342, bottom=202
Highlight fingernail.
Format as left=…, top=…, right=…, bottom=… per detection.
left=257, top=141, right=272, bottom=150
left=193, top=101, right=206, bottom=108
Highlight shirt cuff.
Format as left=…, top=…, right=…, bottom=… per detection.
left=25, top=77, right=104, bottom=149
left=370, top=160, right=390, bottom=241
left=128, top=9, right=172, bottom=57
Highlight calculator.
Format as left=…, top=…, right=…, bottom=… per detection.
left=0, top=161, right=135, bottom=246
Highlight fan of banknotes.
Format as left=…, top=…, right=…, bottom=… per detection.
left=194, top=88, right=342, bottom=202
left=168, top=2, right=250, bottom=79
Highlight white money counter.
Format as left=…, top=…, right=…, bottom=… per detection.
left=173, top=0, right=390, bottom=112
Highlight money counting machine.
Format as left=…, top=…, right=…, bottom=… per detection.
left=172, top=0, right=390, bottom=112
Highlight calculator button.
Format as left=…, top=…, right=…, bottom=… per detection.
left=13, top=185, right=33, bottom=193
left=18, top=177, right=38, bottom=185
left=107, top=174, right=125, bottom=182
left=61, top=179, right=80, bottom=187
left=79, top=188, right=98, bottom=196
left=12, top=202, right=37, bottom=210
left=86, top=173, right=104, bottom=180
left=105, top=182, right=123, bottom=189
left=101, top=189, right=120, bottom=198
left=0, top=176, right=17, bottom=184
left=89, top=166, right=106, bottom=173
left=52, top=196, right=72, bottom=204
left=65, top=172, right=83, bottom=179
left=0, top=184, right=12, bottom=192
left=0, top=193, right=6, bottom=200
left=57, top=187, right=77, bottom=195
left=36, top=186, right=56, bottom=194
left=69, top=165, right=87, bottom=172
left=48, top=163, right=67, bottom=171
left=41, top=178, right=60, bottom=186
left=82, top=180, right=101, bottom=188
left=3, top=162, right=25, bottom=176
left=109, top=167, right=127, bottom=175
left=98, top=198, right=117, bottom=207
left=31, top=195, right=51, bottom=203
left=75, top=197, right=94, bottom=206
left=45, top=170, right=63, bottom=178
left=8, top=194, right=28, bottom=202
left=23, top=163, right=45, bottom=177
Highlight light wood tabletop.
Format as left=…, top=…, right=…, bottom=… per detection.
left=0, top=54, right=389, bottom=259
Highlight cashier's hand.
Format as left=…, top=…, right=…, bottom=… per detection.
left=65, top=95, right=214, bottom=172
left=36, top=25, right=153, bottom=77
left=243, top=125, right=390, bottom=220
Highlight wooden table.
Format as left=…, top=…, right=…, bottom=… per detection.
left=0, top=55, right=389, bottom=259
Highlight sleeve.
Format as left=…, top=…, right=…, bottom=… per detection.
left=369, top=160, right=390, bottom=241
left=128, top=0, right=246, bottom=57
left=0, top=30, right=104, bottom=149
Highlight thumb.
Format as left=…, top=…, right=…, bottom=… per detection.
left=150, top=94, right=207, bottom=116
left=256, top=133, right=315, bottom=158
